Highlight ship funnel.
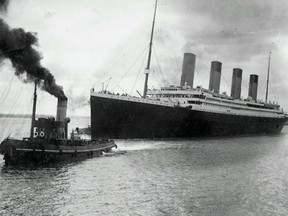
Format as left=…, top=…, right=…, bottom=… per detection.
left=180, top=53, right=196, bottom=88
left=230, top=68, right=242, bottom=99
left=248, top=74, right=258, bottom=101
left=56, top=98, right=68, bottom=139
left=208, top=61, right=222, bottom=93
left=56, top=98, right=68, bottom=122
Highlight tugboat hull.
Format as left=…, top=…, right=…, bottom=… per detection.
left=0, top=138, right=116, bottom=166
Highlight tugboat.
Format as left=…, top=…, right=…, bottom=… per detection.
left=0, top=82, right=117, bottom=165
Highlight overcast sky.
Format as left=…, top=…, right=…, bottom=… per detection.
left=0, top=0, right=288, bottom=116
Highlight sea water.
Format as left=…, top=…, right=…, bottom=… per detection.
left=1, top=117, right=288, bottom=215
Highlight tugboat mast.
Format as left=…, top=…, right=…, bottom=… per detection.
left=30, top=82, right=37, bottom=139
left=143, top=0, right=158, bottom=98
left=265, top=51, right=271, bottom=103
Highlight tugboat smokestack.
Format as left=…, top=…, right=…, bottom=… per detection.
left=56, top=98, right=68, bottom=139
left=56, top=98, right=68, bottom=122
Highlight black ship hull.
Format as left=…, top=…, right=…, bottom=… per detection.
left=91, top=95, right=287, bottom=139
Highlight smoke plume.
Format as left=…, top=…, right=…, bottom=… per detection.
left=0, top=0, right=66, bottom=99
left=0, top=0, right=8, bottom=11
left=66, top=88, right=89, bottom=113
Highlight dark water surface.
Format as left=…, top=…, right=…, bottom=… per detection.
left=1, top=117, right=288, bottom=215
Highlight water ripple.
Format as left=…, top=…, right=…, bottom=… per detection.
left=1, top=119, right=288, bottom=215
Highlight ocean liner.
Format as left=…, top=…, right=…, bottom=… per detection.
left=90, top=0, right=288, bottom=139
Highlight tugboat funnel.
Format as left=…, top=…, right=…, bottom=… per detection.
left=56, top=98, right=68, bottom=122
left=56, top=98, right=68, bottom=139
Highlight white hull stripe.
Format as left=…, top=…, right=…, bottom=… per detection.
left=16, top=144, right=116, bottom=154
left=91, top=93, right=285, bottom=119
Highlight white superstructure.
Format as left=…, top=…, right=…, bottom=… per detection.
left=91, top=84, right=285, bottom=119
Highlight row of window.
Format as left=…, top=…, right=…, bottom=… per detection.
left=153, top=94, right=205, bottom=99
left=187, top=101, right=202, bottom=105
left=202, top=102, right=278, bottom=115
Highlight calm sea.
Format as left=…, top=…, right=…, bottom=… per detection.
left=1, top=117, right=288, bottom=215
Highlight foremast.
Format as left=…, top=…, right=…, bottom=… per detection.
left=265, top=51, right=271, bottom=103
left=30, top=82, right=37, bottom=139
left=143, top=0, right=158, bottom=98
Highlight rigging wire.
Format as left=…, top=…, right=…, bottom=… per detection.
left=2, top=84, right=24, bottom=138
left=8, top=84, right=24, bottom=115
left=104, top=77, right=112, bottom=91
left=3, top=84, right=23, bottom=121
left=116, top=84, right=129, bottom=95
left=194, top=68, right=201, bottom=86
left=92, top=46, right=128, bottom=90
left=13, top=89, right=31, bottom=138
left=152, top=45, right=165, bottom=84
left=0, top=75, right=14, bottom=104
left=257, top=79, right=265, bottom=101
left=241, top=77, right=248, bottom=94
left=129, top=49, right=148, bottom=95
left=150, top=70, right=163, bottom=89
left=268, top=62, right=279, bottom=103
left=112, top=45, right=149, bottom=91
left=18, top=97, right=32, bottom=138
left=36, top=89, right=43, bottom=117
left=170, top=55, right=182, bottom=84
left=219, top=71, right=231, bottom=93
left=101, top=52, right=127, bottom=79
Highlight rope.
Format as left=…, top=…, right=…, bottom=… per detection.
left=112, top=45, right=149, bottom=91
left=101, top=51, right=127, bottom=79
left=194, top=68, right=205, bottom=88
left=0, top=75, right=14, bottom=105
left=268, top=63, right=279, bottom=103
left=116, top=84, right=129, bottom=95
left=150, top=70, right=163, bottom=90
left=170, top=56, right=181, bottom=85
left=129, top=49, right=148, bottom=95
left=220, top=71, right=230, bottom=92
left=92, top=46, right=128, bottom=90
left=152, top=46, right=165, bottom=84
left=1, top=84, right=24, bottom=138
left=17, top=99, right=32, bottom=138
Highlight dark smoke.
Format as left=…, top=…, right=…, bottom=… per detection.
left=0, top=0, right=66, bottom=99
left=0, top=0, right=8, bottom=11
left=66, top=88, right=89, bottom=112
